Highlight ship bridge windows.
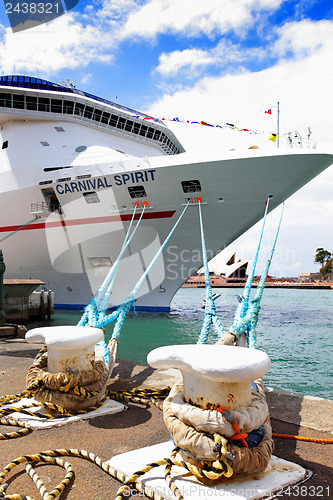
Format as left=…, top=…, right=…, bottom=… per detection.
left=64, top=100, right=74, bottom=114
left=0, top=92, right=12, bottom=107
left=74, top=102, right=84, bottom=116
left=38, top=97, right=50, bottom=112
left=51, top=99, right=62, bottom=113
left=0, top=87, right=183, bottom=155
left=84, top=106, right=93, bottom=119
left=93, top=109, right=102, bottom=122
left=101, top=111, right=110, bottom=124
left=109, top=114, right=118, bottom=127
left=181, top=180, right=202, bottom=193
left=26, top=96, right=37, bottom=111
left=128, top=185, right=147, bottom=199
left=117, top=117, right=126, bottom=130
left=13, top=94, right=24, bottom=109
left=139, top=125, right=148, bottom=137
left=125, top=119, right=133, bottom=132
left=146, top=127, right=155, bottom=139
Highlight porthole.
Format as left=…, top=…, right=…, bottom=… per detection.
left=75, top=146, right=87, bottom=153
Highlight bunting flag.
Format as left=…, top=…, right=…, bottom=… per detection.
left=133, top=111, right=276, bottom=139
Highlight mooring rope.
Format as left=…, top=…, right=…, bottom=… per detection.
left=197, top=198, right=225, bottom=344
left=229, top=203, right=284, bottom=348
left=232, top=195, right=271, bottom=326
left=78, top=203, right=145, bottom=330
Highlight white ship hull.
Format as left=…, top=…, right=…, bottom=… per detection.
left=1, top=149, right=332, bottom=311
left=1, top=76, right=332, bottom=311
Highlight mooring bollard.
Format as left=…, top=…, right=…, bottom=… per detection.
left=0, top=249, right=6, bottom=327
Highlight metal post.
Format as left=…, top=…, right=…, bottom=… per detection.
left=0, top=249, right=6, bottom=326
left=277, top=101, right=280, bottom=148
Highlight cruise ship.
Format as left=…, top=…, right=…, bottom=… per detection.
left=0, top=75, right=332, bottom=311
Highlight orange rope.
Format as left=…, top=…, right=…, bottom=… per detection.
left=272, top=433, right=333, bottom=444
left=216, top=407, right=249, bottom=448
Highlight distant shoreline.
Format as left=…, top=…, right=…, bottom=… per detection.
left=182, top=282, right=333, bottom=289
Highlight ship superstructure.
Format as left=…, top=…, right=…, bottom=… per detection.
left=0, top=75, right=332, bottom=311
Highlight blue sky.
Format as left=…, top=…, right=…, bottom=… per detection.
left=0, top=0, right=332, bottom=274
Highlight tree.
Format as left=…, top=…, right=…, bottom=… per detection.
left=314, top=248, right=332, bottom=277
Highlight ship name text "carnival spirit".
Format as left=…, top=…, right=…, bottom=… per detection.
left=55, top=169, right=156, bottom=194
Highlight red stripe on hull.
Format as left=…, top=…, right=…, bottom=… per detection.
left=0, top=210, right=176, bottom=233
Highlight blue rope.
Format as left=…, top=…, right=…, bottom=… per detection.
left=125, top=201, right=191, bottom=302
left=197, top=200, right=225, bottom=344
left=232, top=196, right=271, bottom=328
left=78, top=205, right=144, bottom=328
left=79, top=201, right=190, bottom=360
left=230, top=204, right=284, bottom=348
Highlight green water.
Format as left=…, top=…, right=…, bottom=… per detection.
left=32, top=287, right=333, bottom=400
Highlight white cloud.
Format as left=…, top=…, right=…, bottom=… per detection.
left=150, top=20, right=333, bottom=148
left=121, top=0, right=283, bottom=39
left=155, top=39, right=267, bottom=78
left=0, top=14, right=115, bottom=75
left=156, top=48, right=216, bottom=76
left=274, top=19, right=333, bottom=59
left=0, top=0, right=140, bottom=75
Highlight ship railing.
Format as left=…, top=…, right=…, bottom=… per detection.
left=284, top=131, right=317, bottom=149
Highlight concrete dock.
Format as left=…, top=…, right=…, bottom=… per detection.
left=0, top=338, right=332, bottom=499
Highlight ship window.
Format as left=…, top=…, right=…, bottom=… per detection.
left=26, top=96, right=37, bottom=110
left=76, top=174, right=91, bottom=179
left=125, top=120, right=133, bottom=132
left=64, top=100, right=74, bottom=114
left=74, top=102, right=84, bottom=116
left=139, top=125, right=148, bottom=137
left=13, top=94, right=24, bottom=109
left=83, top=191, right=100, bottom=204
left=128, top=185, right=147, bottom=198
left=75, top=145, right=87, bottom=153
left=146, top=127, right=154, bottom=139
left=133, top=122, right=140, bottom=134
left=57, top=177, right=71, bottom=182
left=117, top=117, right=126, bottom=130
left=38, top=97, right=50, bottom=112
left=54, top=126, right=65, bottom=132
left=181, top=180, right=202, bottom=193
left=84, top=106, right=93, bottom=119
left=101, top=111, right=110, bottom=124
left=39, top=180, right=53, bottom=185
left=2, top=140, right=8, bottom=149
left=51, top=99, right=62, bottom=113
left=0, top=93, right=11, bottom=107
left=93, top=109, right=102, bottom=121
left=40, top=141, right=50, bottom=146
left=153, top=130, right=161, bottom=141
left=109, top=114, right=118, bottom=127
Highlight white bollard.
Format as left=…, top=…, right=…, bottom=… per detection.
left=26, top=326, right=104, bottom=373
left=148, top=344, right=270, bottom=410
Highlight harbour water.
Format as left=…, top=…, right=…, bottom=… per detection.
left=30, top=287, right=333, bottom=400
